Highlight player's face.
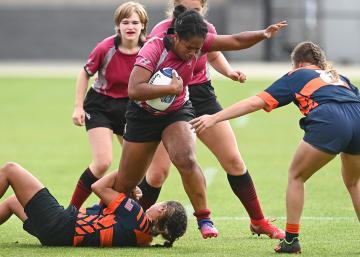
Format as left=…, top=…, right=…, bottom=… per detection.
left=119, top=12, right=144, bottom=43
left=173, top=34, right=204, bottom=61
left=146, top=202, right=167, bottom=222
left=178, top=0, right=204, bottom=15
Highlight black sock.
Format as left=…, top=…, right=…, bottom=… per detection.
left=285, top=231, right=299, bottom=242
left=137, top=178, right=161, bottom=211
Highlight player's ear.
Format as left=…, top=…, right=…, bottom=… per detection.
left=173, top=33, right=180, bottom=44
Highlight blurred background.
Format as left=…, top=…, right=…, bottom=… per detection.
left=0, top=0, right=359, bottom=64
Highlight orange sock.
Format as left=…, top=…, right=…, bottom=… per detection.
left=286, top=223, right=300, bottom=234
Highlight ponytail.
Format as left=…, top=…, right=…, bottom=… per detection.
left=170, top=5, right=208, bottom=40
left=291, top=41, right=339, bottom=82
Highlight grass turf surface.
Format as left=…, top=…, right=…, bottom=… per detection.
left=0, top=76, right=359, bottom=257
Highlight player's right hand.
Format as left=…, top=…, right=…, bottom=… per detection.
left=72, top=107, right=85, bottom=126
left=263, top=20, right=288, bottom=38
left=170, top=70, right=183, bottom=96
left=130, top=186, right=143, bottom=201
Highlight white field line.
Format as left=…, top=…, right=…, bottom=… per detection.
left=184, top=167, right=356, bottom=222
left=211, top=216, right=357, bottom=221
left=1, top=62, right=360, bottom=79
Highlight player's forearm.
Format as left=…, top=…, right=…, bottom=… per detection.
left=213, top=95, right=266, bottom=123
left=230, top=30, right=267, bottom=50
left=208, top=52, right=233, bottom=77
left=128, top=82, right=175, bottom=101
left=91, top=172, right=118, bottom=205
left=74, top=70, right=90, bottom=108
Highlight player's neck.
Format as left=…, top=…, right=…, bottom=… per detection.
left=119, top=40, right=140, bottom=54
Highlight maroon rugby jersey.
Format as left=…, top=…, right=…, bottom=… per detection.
left=84, top=35, right=137, bottom=99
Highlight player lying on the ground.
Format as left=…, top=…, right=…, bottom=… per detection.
left=0, top=162, right=187, bottom=247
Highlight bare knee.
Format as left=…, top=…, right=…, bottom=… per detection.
left=1, top=162, right=22, bottom=174
left=343, top=178, right=360, bottom=191
left=220, top=155, right=246, bottom=175
left=147, top=167, right=169, bottom=187
left=91, top=158, right=112, bottom=176
left=171, top=152, right=198, bottom=176
left=288, top=169, right=307, bottom=184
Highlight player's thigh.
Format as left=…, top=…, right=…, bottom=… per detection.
left=288, top=140, right=336, bottom=182
left=198, top=120, right=245, bottom=172
left=116, top=134, right=124, bottom=146
left=340, top=152, right=360, bottom=186
left=162, top=121, right=196, bottom=161
left=115, top=140, right=159, bottom=192
left=146, top=142, right=172, bottom=180
left=87, top=127, right=114, bottom=161
left=2, top=163, right=44, bottom=207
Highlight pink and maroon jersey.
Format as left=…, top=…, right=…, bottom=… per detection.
left=148, top=18, right=217, bottom=86
left=84, top=35, right=137, bottom=99
left=134, top=33, right=216, bottom=115
left=73, top=193, right=152, bottom=247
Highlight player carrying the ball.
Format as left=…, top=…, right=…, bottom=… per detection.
left=112, top=4, right=287, bottom=239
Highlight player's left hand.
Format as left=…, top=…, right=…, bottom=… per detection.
left=189, top=114, right=217, bottom=134
left=130, top=186, right=143, bottom=201
left=228, top=70, right=247, bottom=83
left=264, top=20, right=288, bottom=38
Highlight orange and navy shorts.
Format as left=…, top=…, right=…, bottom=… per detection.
left=300, top=102, right=360, bottom=154
left=23, top=188, right=77, bottom=246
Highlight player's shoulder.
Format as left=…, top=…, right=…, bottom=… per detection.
left=286, top=67, right=319, bottom=82
left=94, top=35, right=117, bottom=51
left=153, top=18, right=172, bottom=30
left=142, top=36, right=165, bottom=52
left=204, top=19, right=216, bottom=33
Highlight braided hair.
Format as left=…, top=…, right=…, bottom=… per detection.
left=170, top=5, right=208, bottom=40
left=152, top=201, right=187, bottom=247
left=291, top=41, right=339, bottom=81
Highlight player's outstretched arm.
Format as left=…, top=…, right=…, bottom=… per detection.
left=190, top=95, right=266, bottom=134
left=209, top=21, right=287, bottom=52
left=207, top=51, right=247, bottom=83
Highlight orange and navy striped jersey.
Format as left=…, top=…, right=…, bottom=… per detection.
left=73, top=193, right=152, bottom=247
left=257, top=65, right=360, bottom=115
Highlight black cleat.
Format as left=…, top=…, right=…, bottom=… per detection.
left=274, top=237, right=301, bottom=254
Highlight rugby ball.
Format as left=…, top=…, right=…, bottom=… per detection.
left=146, top=68, right=178, bottom=111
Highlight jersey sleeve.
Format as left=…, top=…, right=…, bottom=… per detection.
left=103, top=193, right=144, bottom=220
left=257, top=75, right=294, bottom=112
left=135, top=38, right=163, bottom=74
left=147, top=19, right=171, bottom=39
left=84, top=43, right=106, bottom=76
left=206, top=20, right=217, bottom=34
left=201, top=32, right=216, bottom=53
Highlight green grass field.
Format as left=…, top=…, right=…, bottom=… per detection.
left=0, top=76, right=359, bottom=257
